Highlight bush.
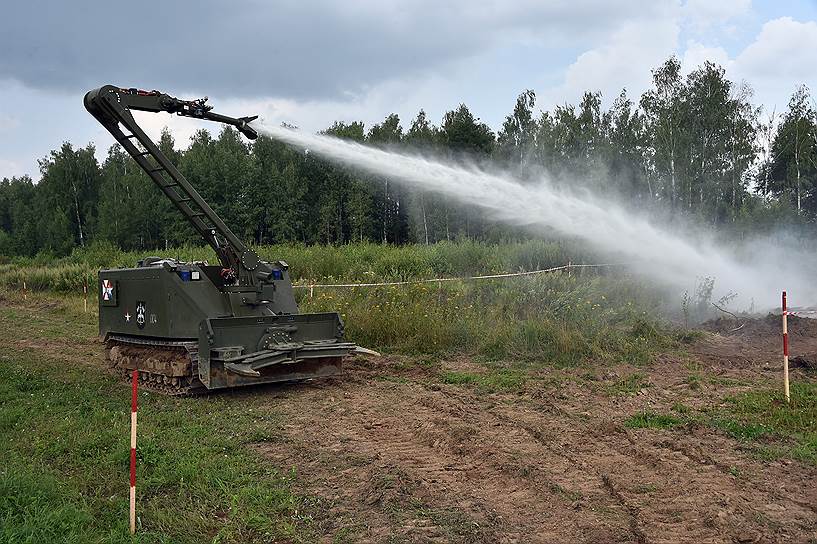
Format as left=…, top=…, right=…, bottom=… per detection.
left=298, top=270, right=675, bottom=365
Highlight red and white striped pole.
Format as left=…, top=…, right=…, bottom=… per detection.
left=782, top=291, right=790, bottom=404
left=130, top=369, right=138, bottom=534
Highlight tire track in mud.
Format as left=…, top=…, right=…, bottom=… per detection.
left=260, top=376, right=640, bottom=542
left=501, top=393, right=817, bottom=544
left=601, top=473, right=649, bottom=544
left=254, top=353, right=817, bottom=543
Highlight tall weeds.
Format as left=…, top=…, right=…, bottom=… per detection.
left=0, top=241, right=678, bottom=365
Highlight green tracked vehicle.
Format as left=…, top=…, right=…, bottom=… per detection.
left=85, top=85, right=375, bottom=394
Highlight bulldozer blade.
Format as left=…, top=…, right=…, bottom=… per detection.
left=198, top=312, right=353, bottom=389
left=224, top=362, right=262, bottom=377
left=353, top=346, right=382, bottom=357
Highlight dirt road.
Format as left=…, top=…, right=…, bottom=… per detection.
left=256, top=316, right=817, bottom=543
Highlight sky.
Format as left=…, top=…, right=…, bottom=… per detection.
left=1, top=0, right=816, bottom=181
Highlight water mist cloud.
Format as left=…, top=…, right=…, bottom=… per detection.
left=253, top=122, right=812, bottom=310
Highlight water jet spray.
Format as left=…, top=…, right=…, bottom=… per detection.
left=252, top=122, right=815, bottom=311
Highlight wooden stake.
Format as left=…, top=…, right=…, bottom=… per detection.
left=83, top=278, right=88, bottom=313
left=130, top=370, right=138, bottom=534
left=309, top=284, right=314, bottom=299
left=782, top=291, right=790, bottom=404
left=22, top=280, right=27, bottom=301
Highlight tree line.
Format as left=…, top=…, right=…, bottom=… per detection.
left=1, top=57, right=816, bottom=257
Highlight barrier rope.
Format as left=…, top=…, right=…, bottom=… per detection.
left=292, top=262, right=622, bottom=290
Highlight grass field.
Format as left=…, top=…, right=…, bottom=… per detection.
left=0, top=296, right=314, bottom=543
left=2, top=242, right=816, bottom=542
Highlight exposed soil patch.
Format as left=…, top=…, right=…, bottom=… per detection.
left=696, top=314, right=817, bottom=373
left=790, top=355, right=817, bottom=371
left=13, top=332, right=102, bottom=366
left=252, top=318, right=817, bottom=543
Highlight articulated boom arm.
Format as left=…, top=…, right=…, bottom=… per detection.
left=84, top=85, right=262, bottom=284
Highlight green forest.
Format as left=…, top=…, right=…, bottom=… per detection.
left=1, top=57, right=816, bottom=258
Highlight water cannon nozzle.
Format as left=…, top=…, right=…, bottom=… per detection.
left=237, top=116, right=259, bottom=139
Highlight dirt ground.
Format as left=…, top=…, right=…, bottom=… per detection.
left=254, top=315, right=817, bottom=543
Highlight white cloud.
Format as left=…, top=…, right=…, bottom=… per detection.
left=542, top=8, right=681, bottom=107
left=683, top=0, right=751, bottom=31
left=681, top=41, right=731, bottom=73
left=725, top=17, right=816, bottom=113
left=543, top=8, right=816, bottom=118
left=0, top=158, right=24, bottom=179
left=0, top=113, right=19, bottom=132
left=733, top=17, right=817, bottom=81
left=130, top=111, right=202, bottom=151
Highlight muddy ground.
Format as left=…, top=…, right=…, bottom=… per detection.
left=253, top=315, right=817, bottom=543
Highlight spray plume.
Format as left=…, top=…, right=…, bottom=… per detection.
left=253, top=122, right=813, bottom=310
